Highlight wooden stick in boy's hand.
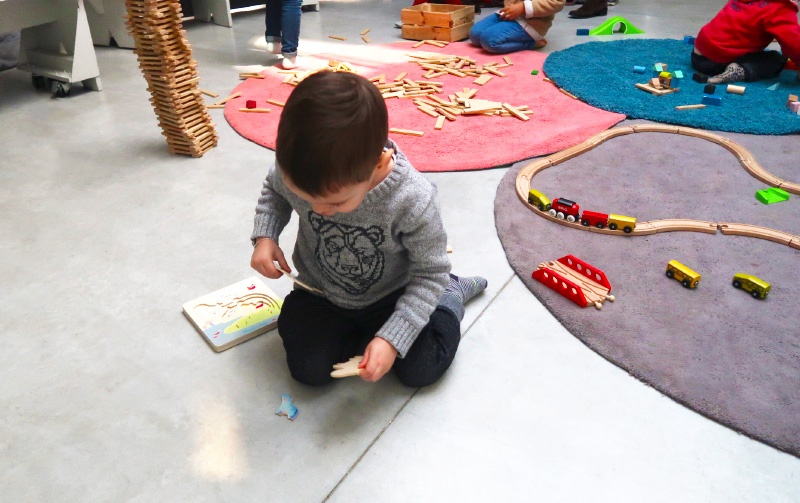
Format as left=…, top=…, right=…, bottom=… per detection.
left=276, top=266, right=324, bottom=294
left=331, top=356, right=363, bottom=378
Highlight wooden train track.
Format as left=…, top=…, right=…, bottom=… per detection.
left=515, top=125, right=800, bottom=250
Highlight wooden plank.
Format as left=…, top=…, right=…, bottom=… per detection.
left=473, top=74, right=493, bottom=86
left=502, top=103, right=529, bottom=121
left=435, top=115, right=446, bottom=130
left=389, top=128, right=425, bottom=137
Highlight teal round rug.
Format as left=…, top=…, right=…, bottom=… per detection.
left=542, top=39, right=800, bottom=135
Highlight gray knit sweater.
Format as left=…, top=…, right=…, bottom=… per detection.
left=251, top=140, right=451, bottom=358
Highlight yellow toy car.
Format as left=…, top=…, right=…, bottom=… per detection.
left=666, top=260, right=701, bottom=288
left=527, top=189, right=552, bottom=212
left=732, top=273, right=771, bottom=299
left=608, top=214, right=636, bottom=233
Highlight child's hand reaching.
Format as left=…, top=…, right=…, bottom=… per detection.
left=251, top=238, right=291, bottom=279
left=359, top=337, right=398, bottom=382
left=498, top=3, right=525, bottom=21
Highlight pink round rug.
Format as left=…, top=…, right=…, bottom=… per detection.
left=223, top=42, right=624, bottom=172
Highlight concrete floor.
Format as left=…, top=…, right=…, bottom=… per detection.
left=1, top=0, right=799, bottom=501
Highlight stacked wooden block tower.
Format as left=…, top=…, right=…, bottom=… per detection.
left=125, top=0, right=217, bottom=157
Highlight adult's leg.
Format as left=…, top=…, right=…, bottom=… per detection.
left=280, top=0, right=303, bottom=56
left=735, top=50, right=788, bottom=82
left=265, top=0, right=283, bottom=40
left=478, top=20, right=535, bottom=54
left=469, top=14, right=503, bottom=47
left=691, top=50, right=728, bottom=76
left=278, top=290, right=359, bottom=386
left=393, top=307, right=461, bottom=387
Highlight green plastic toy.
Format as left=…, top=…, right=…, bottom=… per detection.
left=589, top=16, right=645, bottom=36
left=531, top=70, right=539, bottom=75
left=755, top=187, right=790, bottom=204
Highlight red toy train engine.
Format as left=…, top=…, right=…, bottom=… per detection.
left=548, top=198, right=580, bottom=223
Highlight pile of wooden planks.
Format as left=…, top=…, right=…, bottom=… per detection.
left=125, top=0, right=217, bottom=157
left=278, top=60, right=357, bottom=87
left=411, top=88, right=532, bottom=129
left=407, top=52, right=513, bottom=85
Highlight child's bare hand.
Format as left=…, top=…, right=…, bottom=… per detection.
left=250, top=238, right=290, bottom=279
left=358, top=337, right=397, bottom=382
left=498, top=3, right=524, bottom=20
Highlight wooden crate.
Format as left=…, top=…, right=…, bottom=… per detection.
left=401, top=21, right=474, bottom=42
left=400, top=3, right=474, bottom=28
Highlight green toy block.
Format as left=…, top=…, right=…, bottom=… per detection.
left=589, top=16, right=645, bottom=36
left=531, top=70, right=539, bottom=75
left=755, top=187, right=790, bottom=204
left=673, top=70, right=684, bottom=79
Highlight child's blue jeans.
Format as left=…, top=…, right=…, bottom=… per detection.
left=469, top=13, right=536, bottom=54
left=265, top=0, right=302, bottom=55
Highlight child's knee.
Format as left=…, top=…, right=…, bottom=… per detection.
left=480, top=37, right=502, bottom=54
left=287, top=362, right=334, bottom=386
left=394, top=367, right=442, bottom=388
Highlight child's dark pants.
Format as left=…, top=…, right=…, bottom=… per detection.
left=278, top=288, right=461, bottom=387
left=691, top=49, right=787, bottom=82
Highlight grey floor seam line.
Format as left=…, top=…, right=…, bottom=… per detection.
left=320, top=273, right=515, bottom=503
left=320, top=388, right=420, bottom=503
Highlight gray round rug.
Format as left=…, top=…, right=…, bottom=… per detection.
left=494, top=120, right=800, bottom=457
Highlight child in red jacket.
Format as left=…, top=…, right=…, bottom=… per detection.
left=692, top=0, right=800, bottom=84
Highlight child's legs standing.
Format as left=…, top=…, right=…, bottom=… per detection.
left=279, top=0, right=302, bottom=55
left=265, top=0, right=283, bottom=42
left=278, top=289, right=362, bottom=386
left=469, top=14, right=504, bottom=46
left=735, top=50, right=787, bottom=82
left=392, top=307, right=461, bottom=388
left=475, top=17, right=535, bottom=54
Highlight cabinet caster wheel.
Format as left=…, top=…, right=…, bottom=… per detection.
left=51, top=81, right=71, bottom=98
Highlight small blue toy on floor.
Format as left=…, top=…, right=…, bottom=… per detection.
left=276, top=394, right=299, bottom=420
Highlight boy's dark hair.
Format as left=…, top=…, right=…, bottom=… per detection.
left=276, top=71, right=389, bottom=196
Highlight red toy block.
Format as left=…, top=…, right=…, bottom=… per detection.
left=246, top=100, right=257, bottom=109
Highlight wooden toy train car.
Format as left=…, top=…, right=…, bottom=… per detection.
left=733, top=273, right=771, bottom=299
left=527, top=190, right=637, bottom=233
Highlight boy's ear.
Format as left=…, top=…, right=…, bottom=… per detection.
left=377, top=148, right=394, bottom=171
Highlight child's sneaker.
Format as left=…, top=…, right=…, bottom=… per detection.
left=282, top=54, right=298, bottom=69
left=708, top=62, right=745, bottom=84
left=266, top=37, right=282, bottom=54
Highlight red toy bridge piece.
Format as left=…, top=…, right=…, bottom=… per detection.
left=532, top=255, right=614, bottom=309
left=557, top=255, right=611, bottom=292
left=532, top=266, right=588, bottom=307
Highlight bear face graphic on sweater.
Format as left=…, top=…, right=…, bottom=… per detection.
left=309, top=213, right=385, bottom=295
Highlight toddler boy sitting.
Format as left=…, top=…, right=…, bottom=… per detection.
left=250, top=71, right=487, bottom=386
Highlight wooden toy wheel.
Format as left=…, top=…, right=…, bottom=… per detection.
left=682, top=279, right=692, bottom=288
left=752, top=290, right=761, bottom=298
left=666, top=270, right=674, bottom=278
left=566, top=215, right=576, bottom=223
left=733, top=280, right=742, bottom=288
left=624, top=226, right=633, bottom=233
left=609, top=223, right=618, bottom=230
